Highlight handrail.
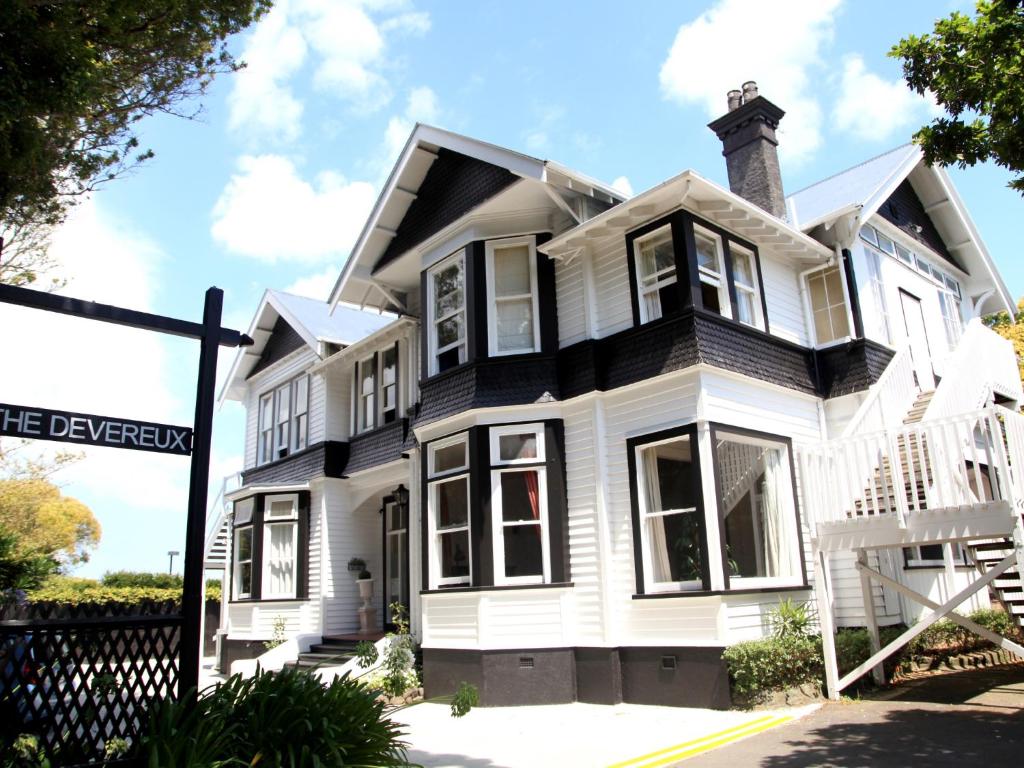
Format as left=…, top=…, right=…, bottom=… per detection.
left=925, top=319, right=1022, bottom=421
left=840, top=345, right=917, bottom=439
left=204, top=471, right=241, bottom=557
left=799, top=406, right=1023, bottom=536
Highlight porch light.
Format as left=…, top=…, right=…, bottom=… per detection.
left=392, top=483, right=409, bottom=510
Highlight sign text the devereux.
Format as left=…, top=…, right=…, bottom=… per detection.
left=0, top=402, right=192, bottom=455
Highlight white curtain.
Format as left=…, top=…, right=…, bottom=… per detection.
left=760, top=449, right=796, bottom=578
left=266, top=523, right=296, bottom=596
left=642, top=449, right=672, bottom=582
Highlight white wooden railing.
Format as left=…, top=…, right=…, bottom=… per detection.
left=840, top=346, right=917, bottom=439
left=204, top=471, right=242, bottom=561
left=925, top=319, right=1022, bottom=421
left=800, top=407, right=1024, bottom=536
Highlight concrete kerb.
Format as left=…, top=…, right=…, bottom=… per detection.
left=393, top=701, right=819, bottom=768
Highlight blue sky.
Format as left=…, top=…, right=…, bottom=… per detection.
left=3, top=0, right=1018, bottom=579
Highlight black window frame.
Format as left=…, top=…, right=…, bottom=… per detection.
left=625, top=210, right=769, bottom=334
left=230, top=491, right=310, bottom=603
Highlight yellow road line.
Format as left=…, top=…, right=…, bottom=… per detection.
left=607, top=714, right=793, bottom=768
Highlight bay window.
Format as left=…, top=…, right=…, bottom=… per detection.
left=427, top=434, right=471, bottom=587
left=805, top=265, right=851, bottom=345
left=630, top=427, right=706, bottom=593
left=262, top=494, right=299, bottom=599
left=730, top=242, right=763, bottom=329
left=490, top=424, right=549, bottom=585
left=256, top=375, right=310, bottom=465
left=694, top=227, right=731, bottom=318
left=486, top=237, right=540, bottom=355
left=633, top=225, right=678, bottom=323
left=713, top=429, right=802, bottom=588
left=233, top=498, right=255, bottom=600
left=428, top=253, right=467, bottom=374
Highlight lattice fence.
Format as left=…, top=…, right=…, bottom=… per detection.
left=0, top=603, right=181, bottom=766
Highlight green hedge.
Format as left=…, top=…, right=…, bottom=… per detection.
left=102, top=571, right=183, bottom=589
left=27, top=575, right=220, bottom=605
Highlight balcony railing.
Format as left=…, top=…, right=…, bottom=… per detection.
left=799, top=407, right=1024, bottom=536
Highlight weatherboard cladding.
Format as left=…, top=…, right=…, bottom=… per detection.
left=374, top=148, right=519, bottom=271
left=878, top=180, right=960, bottom=270
left=247, top=316, right=306, bottom=379
left=345, top=418, right=409, bottom=474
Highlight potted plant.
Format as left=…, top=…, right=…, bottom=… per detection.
left=357, top=568, right=373, bottom=599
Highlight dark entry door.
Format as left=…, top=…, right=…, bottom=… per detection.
left=382, top=498, right=410, bottom=627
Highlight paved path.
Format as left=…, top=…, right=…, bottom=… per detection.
left=680, top=664, right=1024, bottom=768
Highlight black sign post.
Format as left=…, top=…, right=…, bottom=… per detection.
left=0, top=282, right=251, bottom=707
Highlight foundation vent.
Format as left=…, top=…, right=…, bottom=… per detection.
left=660, top=655, right=678, bottom=671
left=519, top=656, right=535, bottom=669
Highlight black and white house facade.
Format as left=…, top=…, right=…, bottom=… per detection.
left=209, top=83, right=1024, bottom=708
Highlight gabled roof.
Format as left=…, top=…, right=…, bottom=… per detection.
left=785, top=144, right=920, bottom=232
left=328, top=123, right=625, bottom=311
left=219, top=290, right=393, bottom=403
left=785, top=145, right=1014, bottom=316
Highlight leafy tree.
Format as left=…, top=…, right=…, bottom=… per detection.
left=891, top=1, right=1024, bottom=193
left=0, top=524, right=57, bottom=593
left=0, top=0, right=270, bottom=286
left=0, top=478, right=100, bottom=567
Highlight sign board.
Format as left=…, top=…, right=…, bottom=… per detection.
left=0, top=402, right=192, bottom=456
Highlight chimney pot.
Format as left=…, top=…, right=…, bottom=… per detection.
left=727, top=90, right=743, bottom=112
left=741, top=81, right=759, bottom=102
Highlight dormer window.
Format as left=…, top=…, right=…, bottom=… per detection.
left=486, top=236, right=540, bottom=354
left=633, top=225, right=677, bottom=323
left=428, top=252, right=467, bottom=375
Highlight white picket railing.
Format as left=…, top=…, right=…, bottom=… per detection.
left=800, top=407, right=1024, bottom=536
left=925, top=319, right=1022, bottom=421
left=840, top=345, right=917, bottom=439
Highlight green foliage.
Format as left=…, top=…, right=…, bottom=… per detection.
left=27, top=575, right=220, bottom=605
left=263, top=616, right=287, bottom=651
left=0, top=524, right=57, bottom=594
left=768, top=598, right=814, bottom=639
left=450, top=682, right=478, bottom=718
left=891, top=1, right=1024, bottom=194
left=141, top=667, right=412, bottom=768
left=101, top=571, right=183, bottom=589
left=0, top=0, right=271, bottom=287
left=722, top=634, right=823, bottom=704
left=0, top=478, right=100, bottom=567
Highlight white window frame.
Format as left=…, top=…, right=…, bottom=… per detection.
left=291, top=376, right=309, bottom=453
left=257, top=377, right=309, bottom=465
left=491, top=466, right=550, bottom=586
left=261, top=493, right=299, bottom=600
left=632, top=225, right=677, bottom=324
left=729, top=242, right=764, bottom=330
left=489, top=423, right=546, bottom=466
left=427, top=251, right=467, bottom=375
left=938, top=288, right=963, bottom=351
left=634, top=434, right=704, bottom=594
left=258, top=392, right=274, bottom=465
left=803, top=263, right=855, bottom=348
left=379, top=345, right=399, bottom=424
left=714, top=430, right=802, bottom=590
left=865, top=248, right=892, bottom=344
left=485, top=236, right=541, bottom=356
left=693, top=226, right=732, bottom=319
left=905, top=542, right=967, bottom=568
left=273, top=382, right=291, bottom=459
left=427, top=433, right=471, bottom=588
left=356, top=355, right=376, bottom=434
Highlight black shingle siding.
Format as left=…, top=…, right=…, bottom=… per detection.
left=878, top=180, right=961, bottom=271
left=346, top=419, right=409, bottom=474
left=242, top=442, right=343, bottom=485
left=375, top=149, right=518, bottom=271
left=817, top=339, right=895, bottom=399
left=248, top=316, right=306, bottom=379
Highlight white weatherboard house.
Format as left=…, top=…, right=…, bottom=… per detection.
left=207, top=83, right=1024, bottom=707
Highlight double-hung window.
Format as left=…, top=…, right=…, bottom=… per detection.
left=805, top=265, right=851, bottom=345
left=258, top=393, right=274, bottom=464
left=429, top=253, right=467, bottom=374
left=938, top=283, right=963, bottom=351
left=233, top=498, right=255, bottom=600
left=291, top=377, right=308, bottom=452
left=274, top=382, right=291, bottom=459
left=355, top=346, right=399, bottom=433
left=490, top=424, right=549, bottom=585
left=257, top=376, right=310, bottom=464
left=632, top=429, right=705, bottom=593
left=486, top=237, right=540, bottom=355
left=427, top=434, right=471, bottom=587
left=380, top=346, right=398, bottom=423
left=730, top=243, right=763, bottom=329
left=357, top=356, right=376, bottom=433
left=633, top=226, right=678, bottom=323
left=694, top=227, right=731, bottom=317
left=262, top=494, right=299, bottom=599
left=714, top=429, right=801, bottom=587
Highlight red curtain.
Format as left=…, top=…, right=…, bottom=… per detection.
left=524, top=471, right=540, bottom=541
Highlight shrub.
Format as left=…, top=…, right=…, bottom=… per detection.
left=27, top=574, right=220, bottom=606
left=768, top=598, right=814, bottom=638
left=142, top=667, right=412, bottom=767
left=722, top=634, right=822, bottom=704
left=101, top=571, right=182, bottom=589
left=834, top=626, right=908, bottom=678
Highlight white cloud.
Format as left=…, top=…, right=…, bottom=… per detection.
left=659, top=0, right=843, bottom=165
left=285, top=265, right=340, bottom=300
left=611, top=176, right=634, bottom=197
left=227, top=0, right=431, bottom=142
left=832, top=55, right=935, bottom=143
left=211, top=154, right=376, bottom=263
left=380, top=86, right=441, bottom=177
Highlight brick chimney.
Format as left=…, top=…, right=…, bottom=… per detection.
left=707, top=81, right=786, bottom=219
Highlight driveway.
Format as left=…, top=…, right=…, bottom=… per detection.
left=680, top=663, right=1024, bottom=768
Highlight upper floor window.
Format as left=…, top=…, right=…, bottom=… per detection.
left=730, top=243, right=762, bottom=328
left=805, top=265, right=851, bottom=346
left=355, top=346, right=400, bottom=434
left=633, top=225, right=678, bottom=323
left=257, top=375, right=310, bottom=464
left=694, top=227, right=731, bottom=317
left=428, top=253, right=467, bottom=375
left=486, top=237, right=540, bottom=355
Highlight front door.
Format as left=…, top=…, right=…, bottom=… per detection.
left=382, top=498, right=409, bottom=627
left=899, top=290, right=935, bottom=390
